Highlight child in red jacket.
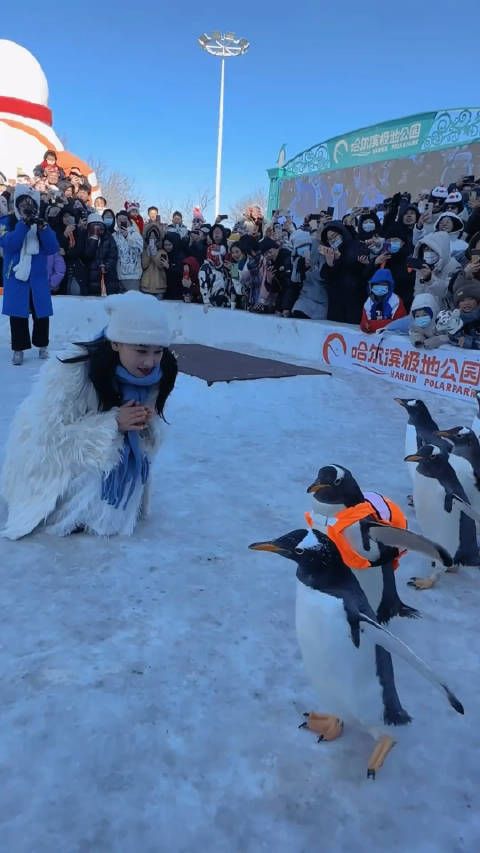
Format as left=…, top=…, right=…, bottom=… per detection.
left=361, top=269, right=407, bottom=333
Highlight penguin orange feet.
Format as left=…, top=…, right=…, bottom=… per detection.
left=408, top=575, right=439, bottom=590
left=367, top=735, right=396, bottom=779
left=299, top=712, right=343, bottom=742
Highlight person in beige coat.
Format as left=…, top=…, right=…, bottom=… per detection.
left=140, top=223, right=168, bottom=298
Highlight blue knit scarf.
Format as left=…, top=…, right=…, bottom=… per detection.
left=101, top=364, right=162, bottom=510
left=369, top=294, right=393, bottom=321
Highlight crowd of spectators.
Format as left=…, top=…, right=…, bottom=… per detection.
left=2, top=151, right=480, bottom=353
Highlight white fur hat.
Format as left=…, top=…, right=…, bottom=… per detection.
left=13, top=184, right=40, bottom=218
left=104, top=292, right=170, bottom=346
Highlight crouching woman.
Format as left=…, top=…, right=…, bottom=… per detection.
left=0, top=291, right=177, bottom=539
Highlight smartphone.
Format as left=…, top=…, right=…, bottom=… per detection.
left=218, top=214, right=228, bottom=221
left=406, top=256, right=424, bottom=270
left=326, top=206, right=335, bottom=217
left=471, top=249, right=480, bottom=256
left=463, top=175, right=475, bottom=183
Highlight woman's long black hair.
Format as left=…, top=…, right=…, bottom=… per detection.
left=60, top=337, right=178, bottom=420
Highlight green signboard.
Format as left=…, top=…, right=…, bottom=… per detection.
left=279, top=108, right=480, bottom=178
left=267, top=107, right=480, bottom=217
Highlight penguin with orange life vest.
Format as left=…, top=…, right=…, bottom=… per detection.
left=306, top=464, right=452, bottom=623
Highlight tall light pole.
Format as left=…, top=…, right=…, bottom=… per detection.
left=198, top=31, right=249, bottom=219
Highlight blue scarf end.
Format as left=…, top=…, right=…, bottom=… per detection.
left=101, top=364, right=161, bottom=510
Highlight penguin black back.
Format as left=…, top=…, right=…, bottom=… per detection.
left=395, top=399, right=450, bottom=451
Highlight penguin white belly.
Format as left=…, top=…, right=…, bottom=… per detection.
left=295, top=580, right=383, bottom=727
left=449, top=456, right=480, bottom=514
left=472, top=414, right=480, bottom=441
left=413, top=471, right=461, bottom=556
left=405, top=424, right=417, bottom=488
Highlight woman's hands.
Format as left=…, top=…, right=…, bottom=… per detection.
left=116, top=401, right=154, bottom=432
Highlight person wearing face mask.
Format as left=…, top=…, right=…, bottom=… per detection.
left=360, top=269, right=406, bottom=333
left=412, top=231, right=461, bottom=308
left=357, top=211, right=382, bottom=242
left=408, top=292, right=449, bottom=349
left=412, top=185, right=449, bottom=245
left=81, top=213, right=118, bottom=296
left=370, top=223, right=416, bottom=311
left=102, top=209, right=116, bottom=234
left=320, top=221, right=369, bottom=324
left=1, top=186, right=59, bottom=365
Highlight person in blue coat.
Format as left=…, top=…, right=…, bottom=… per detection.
left=1, top=185, right=59, bottom=365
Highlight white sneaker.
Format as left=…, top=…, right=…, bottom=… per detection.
left=12, top=351, right=24, bottom=366
left=38, top=348, right=49, bottom=360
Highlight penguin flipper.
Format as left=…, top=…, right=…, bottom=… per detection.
left=452, top=495, right=480, bottom=525
left=365, top=522, right=453, bottom=568
left=359, top=613, right=464, bottom=715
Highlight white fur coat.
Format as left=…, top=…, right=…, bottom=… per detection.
left=0, top=346, right=164, bottom=539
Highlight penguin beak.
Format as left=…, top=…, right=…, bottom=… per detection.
left=404, top=453, right=422, bottom=462
left=435, top=429, right=456, bottom=438
left=394, top=398, right=407, bottom=407
left=248, top=541, right=286, bottom=554
left=307, top=481, right=328, bottom=494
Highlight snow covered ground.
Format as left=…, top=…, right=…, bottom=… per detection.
left=0, top=314, right=479, bottom=852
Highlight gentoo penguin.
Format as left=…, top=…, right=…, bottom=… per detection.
left=249, top=525, right=464, bottom=777
left=436, top=426, right=480, bottom=506
left=307, top=465, right=433, bottom=624
left=405, top=444, right=480, bottom=588
left=396, top=398, right=475, bottom=506
left=471, top=390, right=480, bottom=440
left=394, top=398, right=430, bottom=490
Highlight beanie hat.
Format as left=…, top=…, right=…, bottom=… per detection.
left=87, top=212, right=105, bottom=226
left=430, top=185, right=448, bottom=200
left=104, top=292, right=170, bottom=345
left=125, top=200, right=140, bottom=213
left=454, top=281, right=480, bottom=306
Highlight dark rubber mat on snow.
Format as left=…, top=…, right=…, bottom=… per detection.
left=172, top=344, right=329, bottom=385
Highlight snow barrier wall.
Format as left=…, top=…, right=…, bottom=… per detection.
left=1, top=296, right=478, bottom=403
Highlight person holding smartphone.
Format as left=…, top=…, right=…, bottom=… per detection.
left=319, top=221, right=370, bottom=324
left=113, top=211, right=144, bottom=292
left=1, top=185, right=59, bottom=365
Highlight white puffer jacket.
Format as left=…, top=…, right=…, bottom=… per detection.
left=0, top=346, right=164, bottom=539
left=413, top=231, right=461, bottom=308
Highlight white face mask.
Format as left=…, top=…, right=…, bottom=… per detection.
left=329, top=236, right=343, bottom=250
left=363, top=221, right=376, bottom=232
left=423, top=250, right=439, bottom=266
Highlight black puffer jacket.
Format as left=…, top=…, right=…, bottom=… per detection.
left=320, top=221, right=369, bottom=324
left=81, top=231, right=118, bottom=295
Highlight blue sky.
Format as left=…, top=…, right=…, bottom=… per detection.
left=3, top=0, right=480, bottom=219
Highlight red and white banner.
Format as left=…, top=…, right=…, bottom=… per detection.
left=320, top=328, right=480, bottom=402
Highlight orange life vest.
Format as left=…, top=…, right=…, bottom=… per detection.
left=326, top=494, right=407, bottom=571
